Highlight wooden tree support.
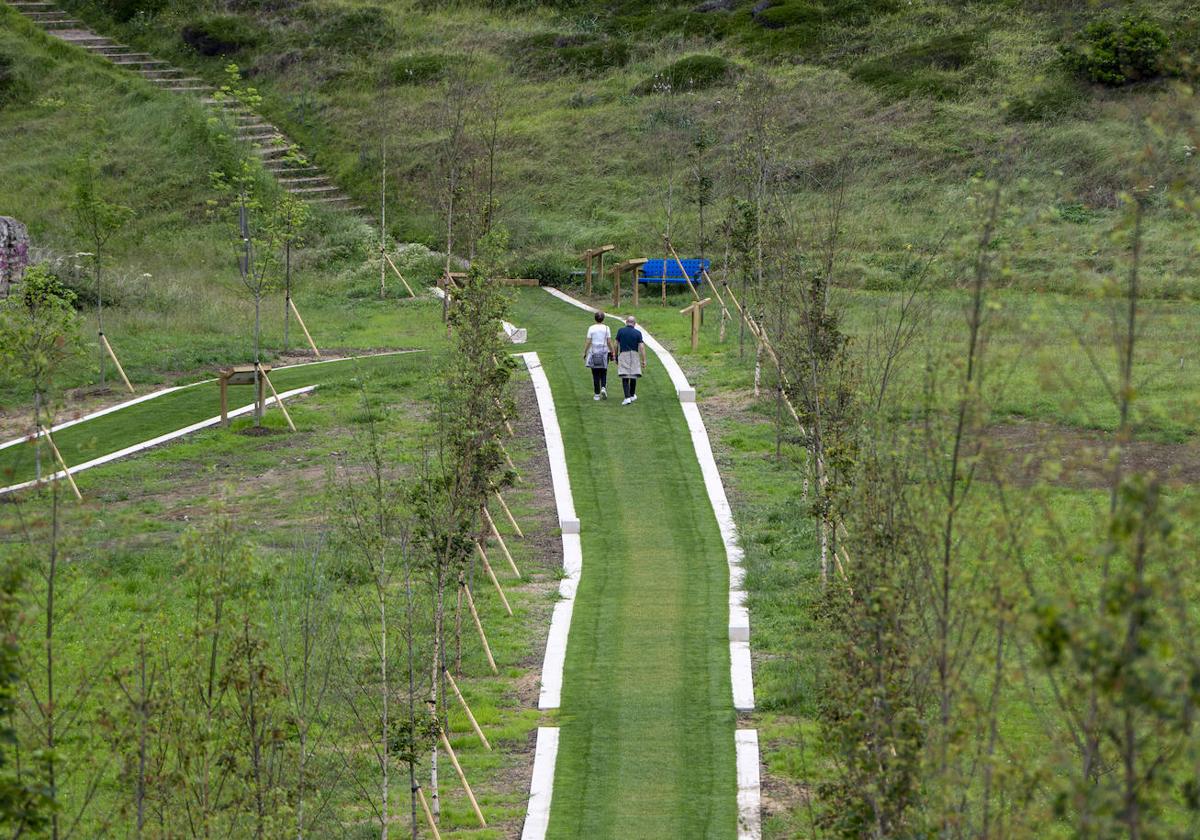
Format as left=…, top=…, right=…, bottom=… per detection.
left=482, top=508, right=520, bottom=578
left=444, top=669, right=491, bottom=750
left=498, top=440, right=521, bottom=482
left=439, top=728, right=487, bottom=827
left=494, top=397, right=515, bottom=437
left=611, top=258, right=648, bottom=308
left=492, top=490, right=524, bottom=539
left=474, top=541, right=513, bottom=616
left=99, top=332, right=134, bottom=393
left=415, top=784, right=442, bottom=839
left=288, top=298, right=321, bottom=358
left=382, top=250, right=417, bottom=298
left=41, top=428, right=81, bottom=501
left=257, top=364, right=297, bottom=432
left=679, top=298, right=712, bottom=352
left=462, top=584, right=498, bottom=674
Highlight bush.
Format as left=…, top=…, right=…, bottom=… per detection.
left=181, top=16, right=261, bottom=57
left=514, top=251, right=575, bottom=287
left=310, top=5, right=395, bottom=53
left=0, top=51, right=25, bottom=109
left=391, top=53, right=450, bottom=85
left=1061, top=14, right=1170, bottom=86
left=512, top=33, right=630, bottom=78
left=98, top=0, right=167, bottom=23
left=755, top=2, right=824, bottom=32
left=634, top=54, right=738, bottom=95
left=851, top=31, right=980, bottom=99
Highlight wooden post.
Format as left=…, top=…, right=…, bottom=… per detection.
left=42, top=428, right=81, bottom=501
left=584, top=252, right=593, bottom=296
left=492, top=490, right=524, bottom=538
left=257, top=365, right=296, bottom=432
left=99, top=333, right=134, bottom=393
left=463, top=585, right=498, bottom=674
left=256, top=371, right=266, bottom=422
left=482, top=507, right=520, bottom=577
left=288, top=298, right=320, bottom=358
left=597, top=249, right=606, bottom=295
left=415, top=785, right=442, bottom=840
left=662, top=236, right=702, bottom=301
left=439, top=729, right=487, bottom=827
left=383, top=250, right=417, bottom=298
left=444, top=669, right=491, bottom=750
left=633, top=265, right=639, bottom=307
left=494, top=397, right=515, bottom=437
left=474, top=541, right=513, bottom=616
left=220, top=377, right=229, bottom=427
left=679, top=298, right=712, bottom=352
left=612, top=264, right=620, bottom=307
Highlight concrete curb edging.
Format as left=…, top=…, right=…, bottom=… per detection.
left=516, top=352, right=580, bottom=710
left=521, top=727, right=560, bottom=840
left=736, top=729, right=764, bottom=840
left=541, top=286, right=755, bottom=709
left=0, top=386, right=317, bottom=497
left=0, top=350, right=424, bottom=453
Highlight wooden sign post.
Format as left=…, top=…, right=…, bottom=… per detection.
left=679, top=298, right=712, bottom=351
left=581, top=244, right=614, bottom=296
left=218, top=364, right=294, bottom=431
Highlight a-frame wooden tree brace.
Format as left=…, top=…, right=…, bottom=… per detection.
left=462, top=583, right=498, bottom=674
left=438, top=726, right=487, bottom=827
left=611, top=258, right=648, bottom=307
left=491, top=489, right=524, bottom=538
left=581, top=244, right=615, bottom=296
left=444, top=669, right=492, bottom=750
left=474, top=541, right=513, bottom=616
left=481, top=507, right=520, bottom=577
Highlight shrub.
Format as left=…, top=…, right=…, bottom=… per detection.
left=0, top=51, right=25, bottom=108
left=98, top=0, right=167, bottom=23
left=1060, top=14, right=1170, bottom=86
left=634, top=54, right=738, bottom=95
left=512, top=33, right=630, bottom=78
left=851, top=31, right=980, bottom=99
left=514, top=251, right=575, bottom=287
left=181, top=16, right=261, bottom=57
left=754, top=1, right=823, bottom=32
left=391, top=53, right=450, bottom=85
left=311, top=5, right=395, bottom=53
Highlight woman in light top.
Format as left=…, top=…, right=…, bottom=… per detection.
left=583, top=310, right=615, bottom=401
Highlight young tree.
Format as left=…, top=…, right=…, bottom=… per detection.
left=0, top=265, right=83, bottom=480
left=70, top=139, right=133, bottom=389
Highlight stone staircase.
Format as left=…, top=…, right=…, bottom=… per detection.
left=7, top=0, right=363, bottom=213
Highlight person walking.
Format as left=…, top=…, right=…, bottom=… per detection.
left=616, top=314, right=648, bottom=405
left=583, top=310, right=615, bottom=401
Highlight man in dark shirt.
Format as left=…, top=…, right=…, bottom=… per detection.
left=615, top=315, right=648, bottom=404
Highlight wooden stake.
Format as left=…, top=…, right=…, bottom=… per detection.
left=99, top=333, right=134, bottom=393
left=382, top=250, right=417, bottom=298
left=415, top=784, right=442, bottom=839
left=439, top=729, right=487, bottom=827
left=288, top=298, right=321, bottom=358
left=492, top=490, right=524, bottom=538
left=499, top=440, right=521, bottom=482
left=42, top=428, right=81, bottom=501
left=444, top=669, right=491, bottom=750
left=661, top=236, right=702, bottom=301
left=462, top=585, right=498, bottom=674
left=482, top=508, right=520, bottom=577
left=494, top=397, right=515, bottom=437
left=257, top=365, right=296, bottom=432
left=584, top=251, right=593, bottom=296
left=474, top=541, right=513, bottom=616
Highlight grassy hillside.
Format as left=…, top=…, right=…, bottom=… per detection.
left=29, top=0, right=1200, bottom=296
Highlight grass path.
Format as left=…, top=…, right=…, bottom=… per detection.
left=0, top=353, right=425, bottom=486
left=511, top=289, right=736, bottom=839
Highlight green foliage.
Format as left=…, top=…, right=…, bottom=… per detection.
left=1005, top=74, right=1083, bottom=122
left=0, top=264, right=83, bottom=405
left=181, top=15, right=261, bottom=57
left=754, top=1, right=824, bottom=33
left=0, top=50, right=25, bottom=109
left=511, top=33, right=630, bottom=78
left=391, top=52, right=451, bottom=85
left=97, top=0, right=167, bottom=23
left=851, top=31, right=981, bottom=99
left=1061, top=13, right=1170, bottom=86
left=308, top=4, right=394, bottom=53
left=634, top=54, right=738, bottom=94
left=514, top=250, right=574, bottom=287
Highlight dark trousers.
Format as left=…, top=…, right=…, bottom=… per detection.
left=591, top=367, right=607, bottom=394
left=621, top=377, right=638, bottom=398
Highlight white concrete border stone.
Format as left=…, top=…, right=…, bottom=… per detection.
left=521, top=727, right=560, bottom=840
left=736, top=729, right=764, bottom=840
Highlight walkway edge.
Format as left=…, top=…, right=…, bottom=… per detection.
left=0, top=385, right=316, bottom=496
left=542, top=286, right=755, bottom=710
left=736, top=729, right=764, bottom=840
left=521, top=727, right=560, bottom=840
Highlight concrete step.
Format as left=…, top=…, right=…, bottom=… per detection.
left=9, top=1, right=55, bottom=7
left=287, top=185, right=339, bottom=194
left=140, top=69, right=184, bottom=78
left=43, top=19, right=79, bottom=29
left=112, top=58, right=168, bottom=67
left=278, top=176, right=332, bottom=185
left=310, top=194, right=352, bottom=204
left=253, top=145, right=291, bottom=159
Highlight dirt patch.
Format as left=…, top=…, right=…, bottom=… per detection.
left=987, top=421, right=1200, bottom=489
left=237, top=425, right=284, bottom=437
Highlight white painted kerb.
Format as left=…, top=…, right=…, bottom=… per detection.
left=521, top=727, right=560, bottom=840
left=517, top=352, right=580, bottom=710
left=542, top=286, right=755, bottom=711
left=0, top=386, right=317, bottom=497
left=736, top=729, right=763, bottom=840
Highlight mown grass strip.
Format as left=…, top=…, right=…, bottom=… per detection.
left=511, top=289, right=736, bottom=839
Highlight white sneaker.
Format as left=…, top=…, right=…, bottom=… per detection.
left=622, top=397, right=633, bottom=405
left=631, top=394, right=638, bottom=402
left=594, top=394, right=601, bottom=401
left=600, top=387, right=607, bottom=400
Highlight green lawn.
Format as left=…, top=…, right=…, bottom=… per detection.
left=511, top=288, right=737, bottom=839
left=0, top=350, right=428, bottom=486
